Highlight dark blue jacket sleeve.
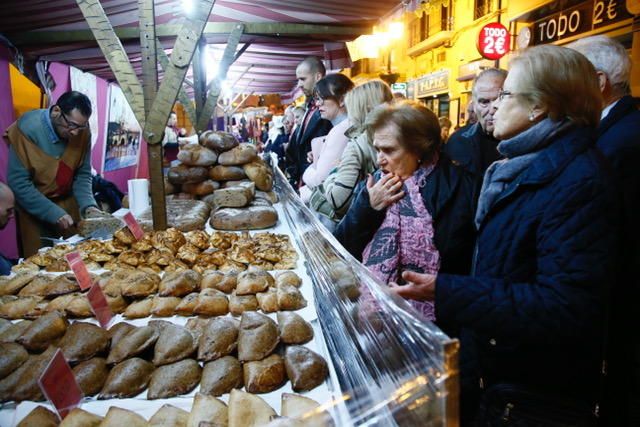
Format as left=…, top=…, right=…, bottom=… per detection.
left=333, top=178, right=386, bottom=261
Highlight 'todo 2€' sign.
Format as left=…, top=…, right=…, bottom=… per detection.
left=478, top=23, right=511, bottom=60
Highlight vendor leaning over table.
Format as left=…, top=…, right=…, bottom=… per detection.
left=4, top=90, right=101, bottom=257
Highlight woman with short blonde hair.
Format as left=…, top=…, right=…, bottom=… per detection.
left=344, top=80, right=393, bottom=127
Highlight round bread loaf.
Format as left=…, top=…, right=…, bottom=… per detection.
left=168, top=164, right=209, bottom=185
left=177, top=144, right=218, bottom=166
left=183, top=180, right=220, bottom=196
left=243, top=161, right=273, bottom=191
left=218, top=143, right=258, bottom=166
left=209, top=165, right=247, bottom=181
left=210, top=205, right=278, bottom=230
left=200, top=131, right=238, bottom=153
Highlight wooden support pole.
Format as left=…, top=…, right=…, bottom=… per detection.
left=138, top=0, right=166, bottom=230
left=196, top=24, right=244, bottom=132
left=75, top=0, right=146, bottom=127
left=231, top=92, right=254, bottom=115
left=142, top=0, right=216, bottom=145
left=155, top=38, right=197, bottom=127
left=192, top=37, right=207, bottom=119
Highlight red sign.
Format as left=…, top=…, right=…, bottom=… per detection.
left=123, top=212, right=144, bottom=240
left=87, top=283, right=113, bottom=329
left=478, top=23, right=511, bottom=60
left=65, top=252, right=93, bottom=291
left=38, top=349, right=83, bottom=419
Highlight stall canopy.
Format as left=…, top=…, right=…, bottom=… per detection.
left=0, top=0, right=398, bottom=100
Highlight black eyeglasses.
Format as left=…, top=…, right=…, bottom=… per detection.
left=498, top=89, right=528, bottom=101
left=59, top=110, right=88, bottom=130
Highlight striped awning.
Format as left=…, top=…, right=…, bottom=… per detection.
left=0, top=0, right=399, bottom=97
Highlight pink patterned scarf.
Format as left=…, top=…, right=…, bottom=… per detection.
left=362, top=165, right=440, bottom=320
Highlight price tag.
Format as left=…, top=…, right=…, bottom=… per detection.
left=38, top=349, right=83, bottom=420
left=87, top=283, right=113, bottom=329
left=123, top=212, right=144, bottom=240
left=64, top=252, right=93, bottom=291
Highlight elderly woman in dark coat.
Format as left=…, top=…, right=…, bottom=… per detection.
left=391, top=45, right=617, bottom=424
left=334, top=101, right=476, bottom=320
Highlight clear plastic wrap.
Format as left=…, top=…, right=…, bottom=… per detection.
left=273, top=161, right=460, bottom=426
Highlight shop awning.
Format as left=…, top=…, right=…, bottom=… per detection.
left=0, top=0, right=399, bottom=98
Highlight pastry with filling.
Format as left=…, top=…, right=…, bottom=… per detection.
left=0, top=270, right=38, bottom=296
left=275, top=271, right=302, bottom=288
left=237, top=311, right=279, bottom=361
left=277, top=312, right=314, bottom=345
left=149, top=404, right=189, bottom=427
left=198, top=317, right=239, bottom=362
left=0, top=346, right=56, bottom=402
left=106, top=325, right=159, bottom=364
left=193, top=288, right=229, bottom=317
left=200, top=356, right=243, bottom=396
left=16, top=406, right=58, bottom=427
left=58, top=408, right=103, bottom=427
left=118, top=270, right=161, bottom=298
left=284, top=345, right=328, bottom=392
left=176, top=243, right=201, bottom=266
left=99, top=407, right=148, bottom=427
left=174, top=292, right=199, bottom=316
left=236, top=267, right=273, bottom=295
left=229, top=291, right=259, bottom=316
left=150, top=295, right=181, bottom=317
left=277, top=284, right=307, bottom=311
left=0, top=320, right=32, bottom=342
left=108, top=322, right=136, bottom=350
left=43, top=274, right=81, bottom=297
left=45, top=293, right=79, bottom=314
left=153, top=323, right=197, bottom=366
left=228, top=389, right=276, bottom=427
left=256, top=288, right=278, bottom=313
left=60, top=322, right=111, bottom=362
left=146, top=247, right=175, bottom=266
left=99, top=357, right=155, bottom=399
left=160, top=270, right=201, bottom=296
left=281, top=393, right=333, bottom=427
left=44, top=257, right=70, bottom=272
left=201, top=270, right=237, bottom=293
left=17, top=311, right=68, bottom=352
left=147, top=358, right=202, bottom=399
left=185, top=317, right=209, bottom=343
left=117, top=250, right=145, bottom=267
left=17, top=274, right=54, bottom=297
left=131, top=235, right=154, bottom=252
left=114, top=226, right=136, bottom=245
left=0, top=342, right=28, bottom=379
left=72, top=357, right=110, bottom=397
left=11, top=262, right=39, bottom=273
left=185, top=230, right=210, bottom=250
left=188, top=393, right=228, bottom=427
left=243, top=353, right=286, bottom=393
left=124, top=297, right=153, bottom=319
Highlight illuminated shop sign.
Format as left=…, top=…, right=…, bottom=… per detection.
left=477, top=23, right=511, bottom=60
left=531, top=0, right=632, bottom=44
left=414, top=70, right=449, bottom=98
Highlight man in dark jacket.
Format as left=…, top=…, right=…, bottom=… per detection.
left=285, top=56, right=332, bottom=188
left=443, top=69, right=506, bottom=199
left=570, top=35, right=640, bottom=427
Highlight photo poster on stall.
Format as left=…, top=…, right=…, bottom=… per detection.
left=70, top=66, right=98, bottom=150
left=103, top=85, right=142, bottom=172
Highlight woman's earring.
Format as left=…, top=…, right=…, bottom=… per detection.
left=528, top=112, right=535, bottom=122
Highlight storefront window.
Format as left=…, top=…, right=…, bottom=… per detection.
left=475, top=0, right=495, bottom=20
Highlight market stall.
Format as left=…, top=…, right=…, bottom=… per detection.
left=0, top=152, right=459, bottom=426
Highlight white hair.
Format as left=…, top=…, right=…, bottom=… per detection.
left=568, top=35, right=631, bottom=96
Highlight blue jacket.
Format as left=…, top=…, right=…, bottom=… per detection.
left=435, top=126, right=617, bottom=402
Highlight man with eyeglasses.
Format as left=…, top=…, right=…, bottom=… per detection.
left=444, top=68, right=507, bottom=200
left=5, top=90, right=100, bottom=257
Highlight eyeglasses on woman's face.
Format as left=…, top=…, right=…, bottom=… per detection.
left=497, top=89, right=528, bottom=102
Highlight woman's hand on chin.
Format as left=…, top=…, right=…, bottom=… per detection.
left=367, top=173, right=405, bottom=211
left=389, top=271, right=436, bottom=302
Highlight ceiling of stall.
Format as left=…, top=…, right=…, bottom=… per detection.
left=0, top=0, right=400, bottom=100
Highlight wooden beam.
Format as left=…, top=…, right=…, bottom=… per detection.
left=192, top=38, right=207, bottom=119
left=9, top=22, right=372, bottom=45
left=75, top=0, right=146, bottom=127
left=231, top=92, right=255, bottom=115
left=196, top=24, right=244, bottom=132
left=155, top=38, right=197, bottom=127
left=139, top=0, right=167, bottom=231
left=142, top=0, right=216, bottom=145
left=234, top=43, right=251, bottom=63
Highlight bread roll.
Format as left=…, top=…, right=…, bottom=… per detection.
left=200, top=130, right=238, bottom=153
left=178, top=144, right=218, bottom=166
left=183, top=179, right=220, bottom=196
left=209, top=165, right=247, bottom=181
left=210, top=205, right=278, bottom=231
left=168, top=164, right=209, bottom=185
left=218, top=143, right=258, bottom=166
